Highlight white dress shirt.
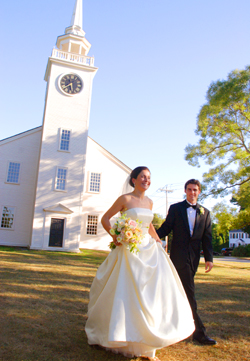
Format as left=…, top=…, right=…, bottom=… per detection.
left=186, top=201, right=196, bottom=236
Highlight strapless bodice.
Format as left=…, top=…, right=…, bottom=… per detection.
left=125, top=207, right=153, bottom=235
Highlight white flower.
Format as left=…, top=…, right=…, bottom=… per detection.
left=199, top=207, right=205, bottom=215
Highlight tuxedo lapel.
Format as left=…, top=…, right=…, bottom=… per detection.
left=180, top=201, right=190, bottom=235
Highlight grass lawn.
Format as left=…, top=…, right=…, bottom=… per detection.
left=0, top=247, right=249, bottom=361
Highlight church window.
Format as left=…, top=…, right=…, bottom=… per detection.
left=59, top=129, right=71, bottom=151
left=6, top=162, right=20, bottom=183
left=86, top=215, right=98, bottom=235
left=1, top=206, right=15, bottom=229
left=89, top=172, right=101, bottom=193
left=55, top=167, right=67, bottom=191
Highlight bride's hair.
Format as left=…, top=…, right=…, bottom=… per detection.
left=129, top=166, right=150, bottom=187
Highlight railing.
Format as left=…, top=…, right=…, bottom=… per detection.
left=51, top=49, right=95, bottom=66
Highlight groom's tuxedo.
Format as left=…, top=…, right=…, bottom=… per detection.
left=157, top=200, right=213, bottom=339
left=157, top=200, right=213, bottom=272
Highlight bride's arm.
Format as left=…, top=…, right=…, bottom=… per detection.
left=149, top=223, right=162, bottom=244
left=148, top=198, right=162, bottom=244
left=101, top=195, right=127, bottom=246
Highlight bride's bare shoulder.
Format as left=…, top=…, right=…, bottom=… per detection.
left=120, top=193, right=133, bottom=201
left=146, top=196, right=153, bottom=209
left=115, top=193, right=133, bottom=206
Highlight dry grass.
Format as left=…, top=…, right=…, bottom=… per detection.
left=0, top=247, right=249, bottom=361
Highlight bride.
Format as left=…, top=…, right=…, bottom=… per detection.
left=85, top=167, right=195, bottom=361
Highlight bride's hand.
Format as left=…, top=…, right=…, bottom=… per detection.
left=155, top=238, right=162, bottom=244
left=113, top=236, right=122, bottom=246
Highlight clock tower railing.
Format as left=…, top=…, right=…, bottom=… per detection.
left=51, top=49, right=95, bottom=67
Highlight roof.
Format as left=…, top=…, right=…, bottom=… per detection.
left=0, top=126, right=42, bottom=145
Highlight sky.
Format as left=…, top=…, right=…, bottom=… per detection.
left=1, top=0, right=250, bottom=216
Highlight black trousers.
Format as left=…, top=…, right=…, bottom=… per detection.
left=176, top=263, right=206, bottom=338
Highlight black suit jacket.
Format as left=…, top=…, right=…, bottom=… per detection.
left=157, top=200, right=213, bottom=273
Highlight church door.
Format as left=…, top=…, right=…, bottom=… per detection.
left=49, top=218, right=64, bottom=247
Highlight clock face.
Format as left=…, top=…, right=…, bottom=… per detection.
left=60, top=74, right=83, bottom=95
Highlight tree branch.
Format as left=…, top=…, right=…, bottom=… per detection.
left=205, top=177, right=250, bottom=197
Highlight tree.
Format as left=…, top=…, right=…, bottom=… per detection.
left=233, top=209, right=250, bottom=234
left=152, top=213, right=165, bottom=230
left=185, top=65, right=250, bottom=198
left=211, top=202, right=237, bottom=246
left=230, top=182, right=250, bottom=233
left=211, top=223, right=224, bottom=251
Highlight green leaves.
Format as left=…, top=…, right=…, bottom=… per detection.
left=185, top=65, right=250, bottom=198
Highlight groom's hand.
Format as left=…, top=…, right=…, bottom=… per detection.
left=205, top=261, right=213, bottom=273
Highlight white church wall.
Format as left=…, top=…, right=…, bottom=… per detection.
left=229, top=239, right=250, bottom=247
left=0, top=129, right=41, bottom=246
left=80, top=138, right=132, bottom=250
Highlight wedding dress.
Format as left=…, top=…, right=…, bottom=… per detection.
left=85, top=208, right=195, bottom=358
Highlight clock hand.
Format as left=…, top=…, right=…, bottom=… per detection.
left=62, top=83, right=73, bottom=89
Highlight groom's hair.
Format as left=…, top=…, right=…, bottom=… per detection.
left=184, top=179, right=201, bottom=191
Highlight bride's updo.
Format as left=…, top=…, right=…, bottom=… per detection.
left=129, top=166, right=150, bottom=188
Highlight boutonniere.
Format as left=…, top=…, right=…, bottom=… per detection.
left=199, top=207, right=205, bottom=215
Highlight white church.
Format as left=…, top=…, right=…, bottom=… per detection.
left=0, top=0, right=132, bottom=252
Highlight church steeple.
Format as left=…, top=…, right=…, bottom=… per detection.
left=56, top=0, right=91, bottom=56
left=70, top=0, right=82, bottom=29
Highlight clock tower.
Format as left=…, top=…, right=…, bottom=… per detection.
left=30, top=0, right=98, bottom=251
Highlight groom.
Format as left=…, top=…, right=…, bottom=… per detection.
left=157, top=179, right=216, bottom=345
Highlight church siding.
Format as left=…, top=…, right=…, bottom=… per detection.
left=0, top=129, right=41, bottom=246
left=80, top=138, right=132, bottom=250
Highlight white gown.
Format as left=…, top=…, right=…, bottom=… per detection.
left=85, top=208, right=195, bottom=358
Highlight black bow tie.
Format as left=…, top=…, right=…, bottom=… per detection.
left=185, top=201, right=197, bottom=210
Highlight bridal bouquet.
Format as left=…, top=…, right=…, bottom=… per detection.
left=109, top=213, right=143, bottom=254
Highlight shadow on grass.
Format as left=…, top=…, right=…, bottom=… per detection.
left=0, top=247, right=130, bottom=361
left=0, top=247, right=249, bottom=361
left=194, top=265, right=250, bottom=341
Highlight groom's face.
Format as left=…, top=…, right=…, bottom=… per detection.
left=185, top=184, right=200, bottom=204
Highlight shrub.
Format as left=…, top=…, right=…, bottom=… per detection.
left=232, top=244, right=250, bottom=257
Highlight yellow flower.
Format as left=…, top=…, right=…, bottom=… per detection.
left=110, top=228, right=115, bottom=235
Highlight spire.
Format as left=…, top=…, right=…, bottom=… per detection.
left=56, top=0, right=91, bottom=56
left=65, top=0, right=85, bottom=37
left=70, top=0, right=82, bottom=28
